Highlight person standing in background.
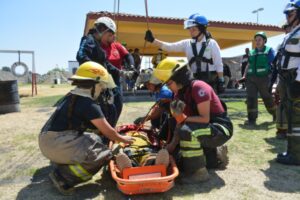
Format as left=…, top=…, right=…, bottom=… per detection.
left=145, top=13, right=225, bottom=94
left=240, top=48, right=250, bottom=89
left=242, top=32, right=276, bottom=126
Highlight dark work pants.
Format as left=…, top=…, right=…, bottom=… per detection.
left=177, top=114, right=233, bottom=171
left=245, top=75, right=276, bottom=122
left=278, top=69, right=300, bottom=163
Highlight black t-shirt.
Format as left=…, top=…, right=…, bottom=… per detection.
left=47, top=95, right=104, bottom=132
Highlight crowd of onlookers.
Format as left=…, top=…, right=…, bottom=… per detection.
left=122, top=46, right=252, bottom=92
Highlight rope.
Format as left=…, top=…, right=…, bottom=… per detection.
left=136, top=100, right=160, bottom=131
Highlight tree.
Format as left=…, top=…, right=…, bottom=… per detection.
left=47, top=67, right=66, bottom=75
left=1, top=66, right=11, bottom=72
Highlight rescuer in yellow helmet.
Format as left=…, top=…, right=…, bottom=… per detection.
left=38, top=61, right=135, bottom=195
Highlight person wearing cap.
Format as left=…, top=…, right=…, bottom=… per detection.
left=134, top=69, right=174, bottom=141
left=76, top=16, right=135, bottom=128
left=38, top=61, right=135, bottom=195
left=275, top=0, right=300, bottom=165
left=242, top=32, right=276, bottom=126
left=145, top=13, right=225, bottom=94
left=151, top=48, right=167, bottom=68
left=152, top=58, right=233, bottom=183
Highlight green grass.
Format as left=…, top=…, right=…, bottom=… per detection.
left=11, top=94, right=300, bottom=199
left=21, top=95, right=64, bottom=107
left=19, top=96, right=285, bottom=168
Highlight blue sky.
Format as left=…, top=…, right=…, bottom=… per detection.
left=0, top=0, right=289, bottom=74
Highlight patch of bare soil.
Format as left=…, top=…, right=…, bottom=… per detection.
left=0, top=101, right=300, bottom=199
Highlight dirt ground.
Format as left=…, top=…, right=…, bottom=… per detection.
left=0, top=85, right=300, bottom=200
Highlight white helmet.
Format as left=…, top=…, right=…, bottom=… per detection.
left=94, top=17, right=116, bottom=33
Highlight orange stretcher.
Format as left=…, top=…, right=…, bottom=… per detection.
left=109, top=124, right=179, bottom=195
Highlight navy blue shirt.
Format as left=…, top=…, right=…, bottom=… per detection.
left=47, top=95, right=104, bottom=132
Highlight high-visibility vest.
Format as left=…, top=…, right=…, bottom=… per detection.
left=247, top=46, right=271, bottom=77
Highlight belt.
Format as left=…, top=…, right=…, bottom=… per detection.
left=280, top=68, right=297, bottom=72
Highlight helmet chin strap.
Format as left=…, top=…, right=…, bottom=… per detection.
left=192, top=26, right=206, bottom=41
left=192, top=32, right=202, bottom=41
left=192, top=29, right=204, bottom=41
left=288, top=10, right=300, bottom=27
left=288, top=16, right=298, bottom=27
left=95, top=27, right=110, bottom=39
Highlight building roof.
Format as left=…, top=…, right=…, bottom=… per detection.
left=84, top=11, right=284, bottom=55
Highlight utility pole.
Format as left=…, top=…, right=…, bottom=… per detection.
left=252, top=8, right=264, bottom=24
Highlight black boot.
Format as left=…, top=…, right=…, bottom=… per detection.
left=276, top=129, right=287, bottom=139
left=49, top=170, right=75, bottom=195
left=276, top=135, right=300, bottom=165
left=244, top=120, right=256, bottom=126
left=180, top=155, right=209, bottom=184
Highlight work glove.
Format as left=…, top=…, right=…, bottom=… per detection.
left=129, top=65, right=139, bottom=74
left=119, top=70, right=125, bottom=77
left=134, top=116, right=146, bottom=125
left=145, top=30, right=155, bottom=43
left=217, top=77, right=226, bottom=94
left=170, top=99, right=187, bottom=124
left=238, top=77, right=246, bottom=84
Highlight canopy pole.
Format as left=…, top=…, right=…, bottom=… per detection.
left=141, top=0, right=150, bottom=61
left=144, top=0, right=150, bottom=30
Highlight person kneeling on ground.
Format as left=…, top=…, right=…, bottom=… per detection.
left=152, top=58, right=233, bottom=183
left=38, top=61, right=135, bottom=195
left=134, top=69, right=174, bottom=141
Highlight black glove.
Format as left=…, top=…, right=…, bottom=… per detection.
left=238, top=77, right=246, bottom=84
left=217, top=77, right=226, bottom=94
left=134, top=116, right=146, bottom=125
left=145, top=30, right=155, bottom=43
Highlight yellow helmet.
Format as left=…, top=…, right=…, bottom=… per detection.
left=153, top=58, right=187, bottom=83
left=69, top=61, right=116, bottom=89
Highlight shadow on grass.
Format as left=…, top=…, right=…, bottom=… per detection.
left=264, top=137, right=286, bottom=154
left=97, top=168, right=225, bottom=200
left=238, top=121, right=274, bottom=131
left=16, top=165, right=225, bottom=200
left=262, top=160, right=300, bottom=193
left=262, top=134, right=300, bottom=193
left=16, top=165, right=103, bottom=200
